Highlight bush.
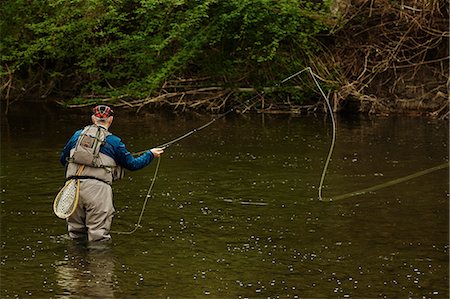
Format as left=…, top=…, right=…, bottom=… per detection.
left=1, top=0, right=330, bottom=104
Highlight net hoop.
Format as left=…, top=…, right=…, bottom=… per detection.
left=53, top=179, right=80, bottom=219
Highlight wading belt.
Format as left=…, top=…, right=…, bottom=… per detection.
left=67, top=175, right=111, bottom=186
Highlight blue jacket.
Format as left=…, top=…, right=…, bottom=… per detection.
left=60, top=128, right=154, bottom=171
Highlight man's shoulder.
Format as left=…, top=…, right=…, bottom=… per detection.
left=71, top=129, right=83, bottom=139
left=105, top=133, right=122, bottom=145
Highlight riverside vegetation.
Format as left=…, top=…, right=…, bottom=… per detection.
left=1, top=0, right=448, bottom=117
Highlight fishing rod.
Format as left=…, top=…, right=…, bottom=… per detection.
left=157, top=108, right=235, bottom=150
left=115, top=108, right=236, bottom=234
left=135, top=67, right=329, bottom=155
left=133, top=95, right=262, bottom=156
left=113, top=94, right=261, bottom=234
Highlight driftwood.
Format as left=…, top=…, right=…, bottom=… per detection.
left=326, top=0, right=449, bottom=118
left=63, top=84, right=316, bottom=114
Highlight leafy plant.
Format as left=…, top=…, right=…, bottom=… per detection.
left=1, top=0, right=330, bottom=105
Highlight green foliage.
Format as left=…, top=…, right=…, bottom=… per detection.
left=1, top=0, right=330, bottom=102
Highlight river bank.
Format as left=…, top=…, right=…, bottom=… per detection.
left=1, top=1, right=448, bottom=118
left=2, top=94, right=448, bottom=120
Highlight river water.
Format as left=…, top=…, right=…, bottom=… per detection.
left=1, top=105, right=448, bottom=298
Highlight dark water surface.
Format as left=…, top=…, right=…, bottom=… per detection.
left=1, top=106, right=448, bottom=298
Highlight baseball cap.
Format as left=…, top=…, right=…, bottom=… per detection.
left=92, top=105, right=114, bottom=119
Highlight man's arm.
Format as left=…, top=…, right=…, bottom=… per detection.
left=106, top=135, right=154, bottom=171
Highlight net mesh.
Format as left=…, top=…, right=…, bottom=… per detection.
left=54, top=180, right=78, bottom=218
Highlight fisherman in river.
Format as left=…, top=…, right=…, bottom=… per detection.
left=60, top=105, right=164, bottom=242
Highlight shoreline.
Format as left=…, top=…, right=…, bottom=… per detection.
left=1, top=95, right=448, bottom=119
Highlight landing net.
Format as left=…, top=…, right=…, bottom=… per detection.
left=53, top=179, right=80, bottom=219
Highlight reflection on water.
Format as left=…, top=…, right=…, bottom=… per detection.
left=0, top=105, right=448, bottom=298
left=55, top=241, right=116, bottom=298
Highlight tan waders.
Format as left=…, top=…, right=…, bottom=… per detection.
left=67, top=179, right=114, bottom=242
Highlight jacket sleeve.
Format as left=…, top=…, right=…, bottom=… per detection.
left=108, top=135, right=154, bottom=171
left=60, top=130, right=82, bottom=166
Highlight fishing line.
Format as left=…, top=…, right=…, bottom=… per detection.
left=306, top=69, right=336, bottom=201
left=280, top=68, right=448, bottom=202
left=324, top=162, right=449, bottom=201
left=111, top=156, right=161, bottom=234
left=113, top=95, right=261, bottom=234
left=277, top=67, right=336, bottom=201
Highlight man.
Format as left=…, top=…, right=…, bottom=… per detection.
left=60, top=105, right=163, bottom=242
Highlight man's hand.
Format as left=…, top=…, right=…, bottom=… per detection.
left=150, top=148, right=164, bottom=158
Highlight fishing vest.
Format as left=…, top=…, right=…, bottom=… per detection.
left=66, top=125, right=123, bottom=184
